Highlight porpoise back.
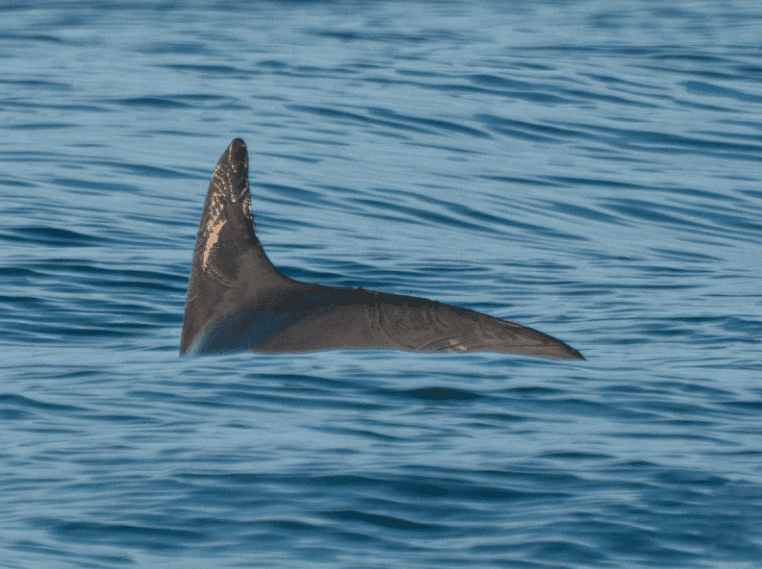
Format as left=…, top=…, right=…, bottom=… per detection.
left=180, top=138, right=583, bottom=360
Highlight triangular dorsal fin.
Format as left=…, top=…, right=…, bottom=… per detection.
left=180, top=138, right=290, bottom=354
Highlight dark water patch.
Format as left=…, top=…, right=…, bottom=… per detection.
left=354, top=196, right=496, bottom=234
left=312, top=29, right=443, bottom=45
left=52, top=521, right=205, bottom=550
left=540, top=397, right=617, bottom=419
left=14, top=539, right=134, bottom=568
left=684, top=80, right=762, bottom=103
left=112, top=97, right=189, bottom=110
left=326, top=510, right=444, bottom=532
left=673, top=97, right=732, bottom=112
left=54, top=177, right=141, bottom=195
left=692, top=129, right=762, bottom=144
left=38, top=261, right=187, bottom=288
left=368, top=108, right=491, bottom=139
left=720, top=317, right=762, bottom=336
left=542, top=451, right=612, bottom=461
left=477, top=114, right=586, bottom=142
left=136, top=41, right=208, bottom=55
left=720, top=400, right=762, bottom=413
left=479, top=175, right=565, bottom=189
left=546, top=175, right=649, bottom=191
left=281, top=134, right=351, bottom=148
left=260, top=152, right=321, bottom=164
left=603, top=198, right=704, bottom=228
left=0, top=226, right=104, bottom=247
left=319, top=426, right=405, bottom=442
left=6, top=122, right=74, bottom=130
left=161, top=63, right=255, bottom=77
left=89, top=160, right=197, bottom=180
left=469, top=73, right=535, bottom=91
left=649, top=247, right=723, bottom=263
left=0, top=267, right=40, bottom=279
left=0, top=408, right=28, bottom=420
left=25, top=324, right=137, bottom=340
left=0, top=393, right=83, bottom=413
left=532, top=539, right=608, bottom=564
left=549, top=201, right=622, bottom=225
left=654, top=470, right=727, bottom=488
left=398, top=387, right=480, bottom=401
left=506, top=386, right=564, bottom=397
left=468, top=411, right=529, bottom=424
left=289, top=104, right=432, bottom=136
left=457, top=77, right=572, bottom=105
left=0, top=78, right=71, bottom=90
left=574, top=121, right=762, bottom=158
left=0, top=176, right=36, bottom=188
left=258, top=182, right=327, bottom=205
left=0, top=32, right=65, bottom=44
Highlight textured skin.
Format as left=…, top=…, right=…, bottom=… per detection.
left=180, top=139, right=584, bottom=360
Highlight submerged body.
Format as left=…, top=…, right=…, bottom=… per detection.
left=180, top=139, right=583, bottom=360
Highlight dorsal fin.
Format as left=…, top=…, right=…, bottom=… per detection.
left=180, top=138, right=289, bottom=354
left=181, top=139, right=584, bottom=359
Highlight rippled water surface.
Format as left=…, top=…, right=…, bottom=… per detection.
left=2, top=1, right=762, bottom=567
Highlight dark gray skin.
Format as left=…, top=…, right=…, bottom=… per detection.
left=180, top=139, right=584, bottom=360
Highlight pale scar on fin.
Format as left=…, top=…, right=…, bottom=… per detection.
left=202, top=219, right=226, bottom=271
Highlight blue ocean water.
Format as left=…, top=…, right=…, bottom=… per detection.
left=2, top=0, right=762, bottom=567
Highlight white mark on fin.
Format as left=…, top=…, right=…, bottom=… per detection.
left=202, top=219, right=226, bottom=271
